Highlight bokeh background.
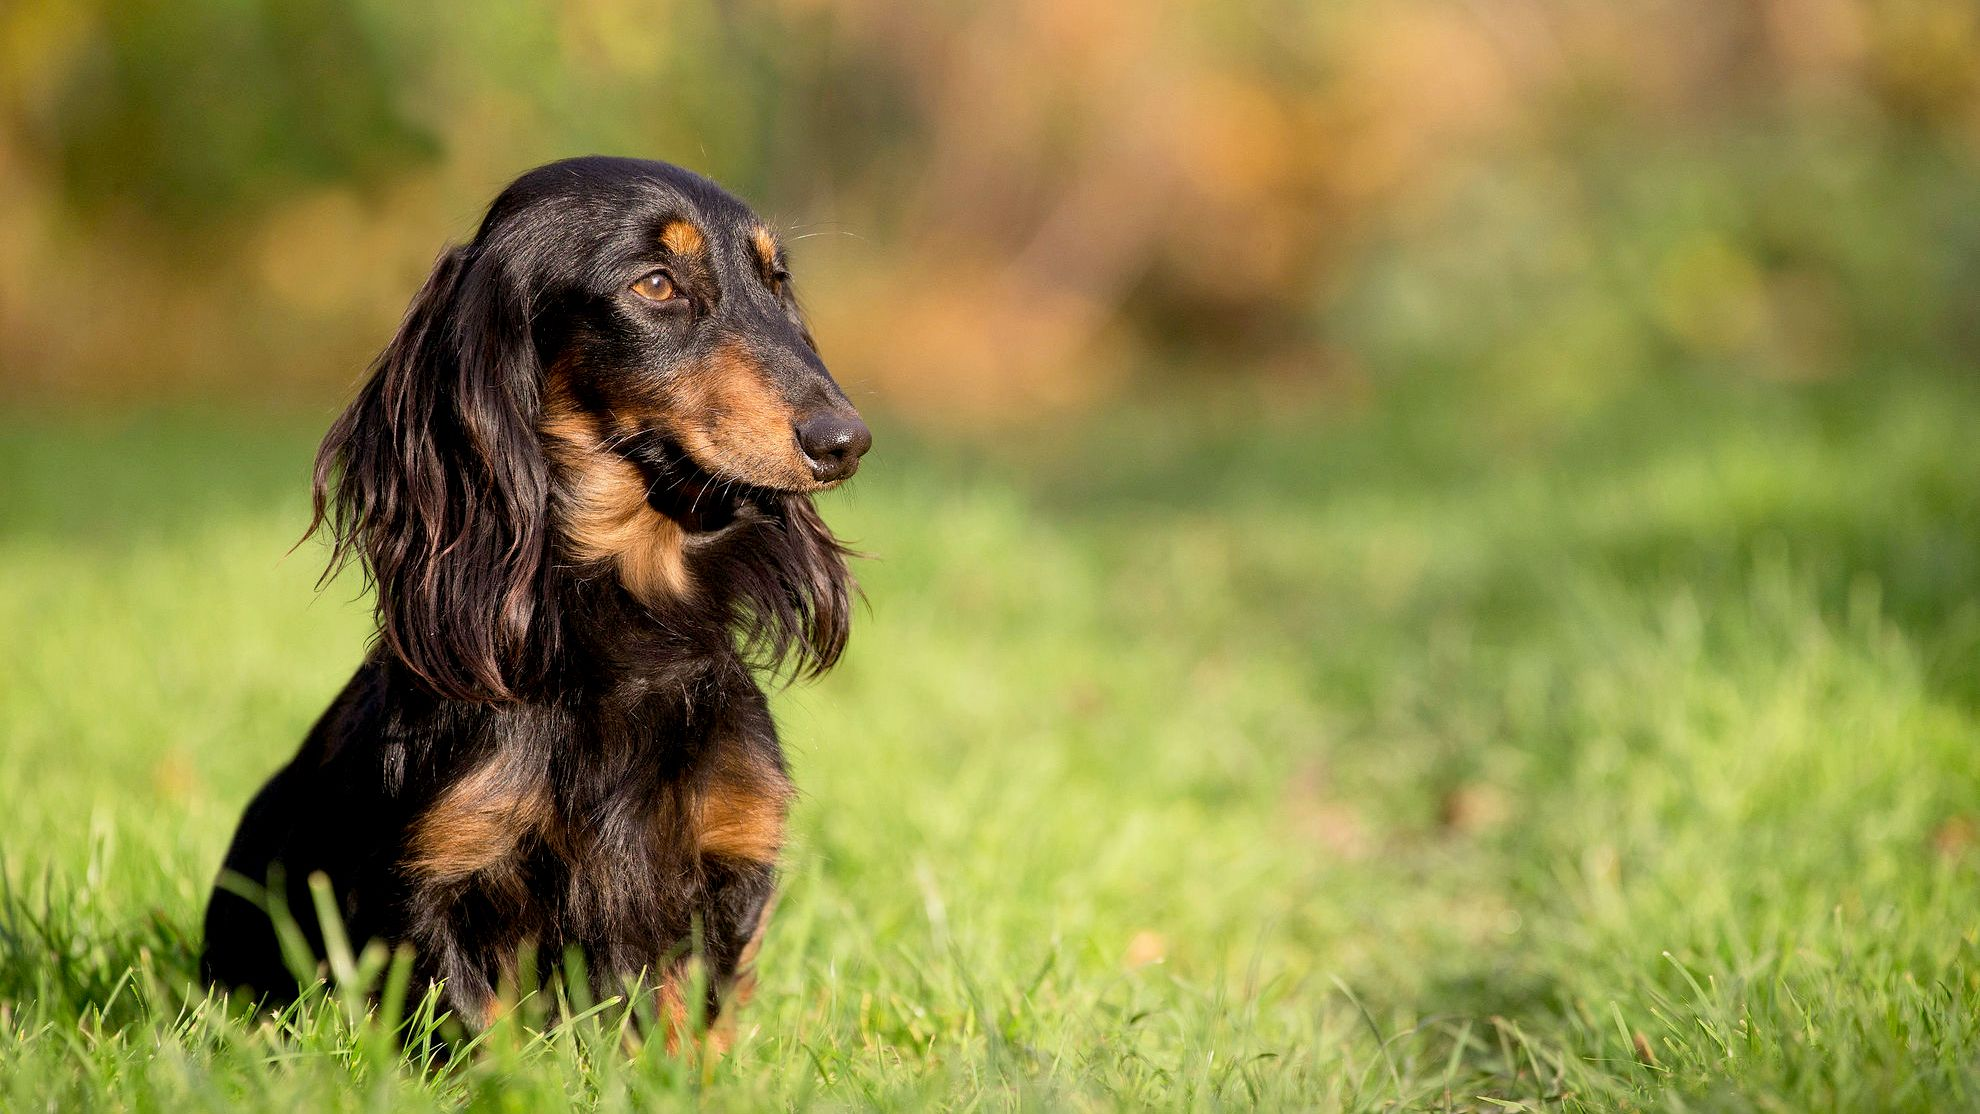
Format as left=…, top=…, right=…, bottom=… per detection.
left=4, top=0, right=1978, bottom=417
left=5, top=2, right=1980, bottom=1108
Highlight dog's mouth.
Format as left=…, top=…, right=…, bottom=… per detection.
left=618, top=430, right=784, bottom=534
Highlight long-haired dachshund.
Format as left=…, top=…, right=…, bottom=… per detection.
left=200, top=156, right=870, bottom=1039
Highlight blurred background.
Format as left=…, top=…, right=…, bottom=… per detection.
left=3, top=0, right=1977, bottom=421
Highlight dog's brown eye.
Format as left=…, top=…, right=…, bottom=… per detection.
left=631, top=271, right=679, bottom=303
left=770, top=269, right=791, bottom=294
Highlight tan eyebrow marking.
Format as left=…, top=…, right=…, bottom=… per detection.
left=750, top=226, right=778, bottom=272
left=661, top=220, right=706, bottom=256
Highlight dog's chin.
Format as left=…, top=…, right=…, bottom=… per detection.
left=620, top=432, right=804, bottom=535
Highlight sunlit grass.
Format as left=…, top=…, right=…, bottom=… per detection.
left=3, top=375, right=1979, bottom=1110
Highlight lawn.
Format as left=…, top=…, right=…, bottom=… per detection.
left=2, top=374, right=1978, bottom=1110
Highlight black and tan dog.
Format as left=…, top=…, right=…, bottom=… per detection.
left=200, top=157, right=870, bottom=1039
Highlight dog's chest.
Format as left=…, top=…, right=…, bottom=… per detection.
left=400, top=705, right=789, bottom=953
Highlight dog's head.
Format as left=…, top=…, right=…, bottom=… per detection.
left=313, top=157, right=865, bottom=702
left=518, top=158, right=870, bottom=508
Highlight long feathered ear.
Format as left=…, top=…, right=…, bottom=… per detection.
left=309, top=244, right=553, bottom=703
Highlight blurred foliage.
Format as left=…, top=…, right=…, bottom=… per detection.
left=1, top=0, right=1978, bottom=418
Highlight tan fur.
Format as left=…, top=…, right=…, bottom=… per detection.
left=405, top=755, right=551, bottom=882
left=661, top=220, right=706, bottom=257
left=750, top=226, right=778, bottom=272
left=665, top=340, right=814, bottom=490
left=605, top=970, right=701, bottom=1058
left=696, top=751, right=793, bottom=864
left=476, top=993, right=506, bottom=1028
left=541, top=384, right=694, bottom=604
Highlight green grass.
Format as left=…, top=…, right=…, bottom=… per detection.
left=3, top=373, right=1979, bottom=1110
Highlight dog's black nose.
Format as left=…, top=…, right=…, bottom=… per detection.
left=795, top=412, right=872, bottom=483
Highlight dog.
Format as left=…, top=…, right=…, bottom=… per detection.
left=200, top=156, right=870, bottom=1041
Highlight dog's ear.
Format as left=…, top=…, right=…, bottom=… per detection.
left=310, top=244, right=554, bottom=702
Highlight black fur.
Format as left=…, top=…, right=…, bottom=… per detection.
left=200, top=157, right=867, bottom=1034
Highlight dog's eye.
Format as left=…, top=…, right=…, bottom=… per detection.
left=770, top=269, right=791, bottom=294
left=631, top=271, right=681, bottom=303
